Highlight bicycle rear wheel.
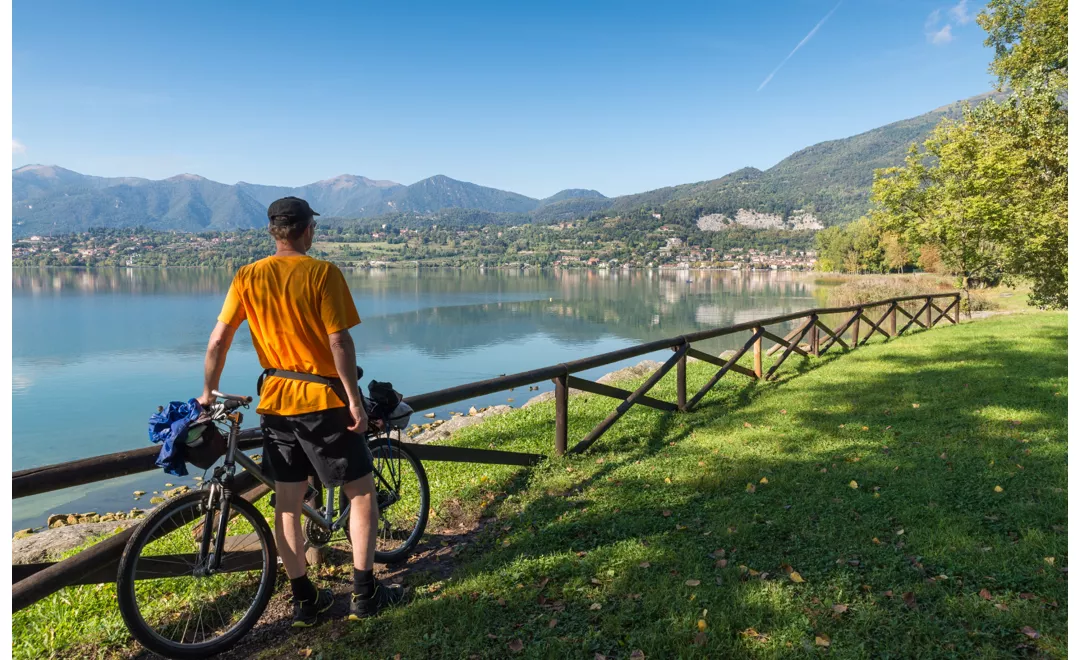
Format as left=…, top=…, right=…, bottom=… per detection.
left=364, top=439, right=430, bottom=563
left=116, top=489, right=277, bottom=659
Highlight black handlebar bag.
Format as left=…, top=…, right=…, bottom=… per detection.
left=184, top=422, right=228, bottom=470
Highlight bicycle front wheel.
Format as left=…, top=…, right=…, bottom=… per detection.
left=369, top=440, right=430, bottom=563
left=116, top=489, right=277, bottom=659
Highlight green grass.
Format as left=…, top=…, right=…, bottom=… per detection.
left=13, top=312, right=1067, bottom=658
left=276, top=312, right=1067, bottom=659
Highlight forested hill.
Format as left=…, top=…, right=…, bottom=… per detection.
left=11, top=92, right=995, bottom=238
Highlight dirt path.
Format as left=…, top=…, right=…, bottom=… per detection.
left=118, top=505, right=492, bottom=660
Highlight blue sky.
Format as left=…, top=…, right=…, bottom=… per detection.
left=13, top=0, right=995, bottom=198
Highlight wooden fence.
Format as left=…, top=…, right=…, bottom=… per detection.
left=11, top=291, right=961, bottom=612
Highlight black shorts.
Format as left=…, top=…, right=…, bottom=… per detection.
left=260, top=408, right=373, bottom=487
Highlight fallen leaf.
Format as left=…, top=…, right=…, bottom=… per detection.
left=590, top=578, right=602, bottom=585
left=872, top=537, right=881, bottom=545
left=698, top=619, right=707, bottom=632
left=693, top=631, right=708, bottom=646
left=746, top=483, right=756, bottom=494
left=832, top=604, right=848, bottom=614
left=748, top=569, right=760, bottom=577
left=780, top=409, right=787, bottom=414
left=996, top=603, right=1009, bottom=611
left=497, top=598, right=507, bottom=606
left=717, top=559, right=728, bottom=568
left=676, top=524, right=688, bottom=530
left=789, top=571, right=805, bottom=583
left=862, top=426, right=869, bottom=431
left=665, top=477, right=672, bottom=484
left=940, top=452, right=948, bottom=460
left=662, top=510, right=672, bottom=517
left=849, top=480, right=859, bottom=489
left=685, top=579, right=701, bottom=587
left=508, top=639, right=524, bottom=653
left=994, top=485, right=1004, bottom=493
left=884, top=590, right=894, bottom=597
left=740, top=628, right=769, bottom=643
left=744, top=422, right=753, bottom=428
left=698, top=461, right=705, bottom=467
left=639, top=561, right=651, bottom=569
left=896, top=529, right=905, bottom=536
left=549, top=619, right=558, bottom=628
left=1045, top=556, right=1056, bottom=565
left=1019, top=592, right=1035, bottom=600
left=902, top=592, right=917, bottom=609
left=629, top=651, right=645, bottom=660
left=912, top=403, right=920, bottom=408
left=760, top=477, right=769, bottom=484
left=299, top=650, right=312, bottom=658
left=595, top=654, right=606, bottom=660
left=1021, top=626, right=1041, bottom=639
left=979, top=589, right=992, bottom=600
left=590, top=602, right=602, bottom=611
left=487, top=634, right=498, bottom=640
left=815, top=634, right=831, bottom=647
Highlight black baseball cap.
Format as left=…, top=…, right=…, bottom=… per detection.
left=267, top=197, right=320, bottom=225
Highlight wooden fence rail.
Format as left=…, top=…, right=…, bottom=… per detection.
left=11, top=291, right=960, bottom=612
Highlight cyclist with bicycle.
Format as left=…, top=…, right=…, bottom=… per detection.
left=197, top=196, right=404, bottom=627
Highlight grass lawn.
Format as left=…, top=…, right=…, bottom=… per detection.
left=269, top=311, right=1067, bottom=659
left=12, top=311, right=1066, bottom=658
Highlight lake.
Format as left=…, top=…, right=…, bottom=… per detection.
left=12, top=267, right=837, bottom=530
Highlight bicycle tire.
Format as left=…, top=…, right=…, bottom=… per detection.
left=116, top=490, right=277, bottom=659
left=362, top=439, right=429, bottom=563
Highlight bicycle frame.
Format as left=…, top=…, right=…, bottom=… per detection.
left=213, top=413, right=403, bottom=544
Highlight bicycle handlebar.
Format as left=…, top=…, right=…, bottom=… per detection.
left=210, top=390, right=252, bottom=412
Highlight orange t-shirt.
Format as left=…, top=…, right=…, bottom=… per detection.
left=217, top=255, right=361, bottom=416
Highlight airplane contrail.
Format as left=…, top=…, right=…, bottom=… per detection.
left=757, top=1, right=843, bottom=92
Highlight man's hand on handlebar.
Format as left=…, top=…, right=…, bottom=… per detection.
left=347, top=401, right=370, bottom=434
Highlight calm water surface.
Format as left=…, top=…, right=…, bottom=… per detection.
left=12, top=267, right=835, bottom=529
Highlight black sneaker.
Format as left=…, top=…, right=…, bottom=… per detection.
left=291, top=588, right=334, bottom=628
left=348, top=583, right=405, bottom=620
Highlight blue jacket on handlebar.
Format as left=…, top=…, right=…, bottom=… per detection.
left=148, top=399, right=203, bottom=477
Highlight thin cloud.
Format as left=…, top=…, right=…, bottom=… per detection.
left=12, top=139, right=26, bottom=155
left=949, top=0, right=973, bottom=25
left=925, top=8, right=942, bottom=29
left=926, top=0, right=972, bottom=45
left=929, top=24, right=954, bottom=44
left=757, top=1, right=844, bottom=92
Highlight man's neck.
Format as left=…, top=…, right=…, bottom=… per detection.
left=274, top=240, right=308, bottom=257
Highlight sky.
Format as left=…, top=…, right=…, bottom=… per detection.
left=12, top=0, right=996, bottom=198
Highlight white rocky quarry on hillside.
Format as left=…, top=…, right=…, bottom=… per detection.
left=696, top=209, right=824, bottom=232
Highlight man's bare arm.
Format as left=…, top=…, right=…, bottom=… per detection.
left=329, top=328, right=367, bottom=432
left=199, top=321, right=238, bottom=405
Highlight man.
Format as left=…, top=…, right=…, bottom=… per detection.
left=197, top=196, right=403, bottom=627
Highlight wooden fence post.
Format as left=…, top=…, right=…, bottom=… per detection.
left=925, top=297, right=933, bottom=328
left=954, top=294, right=961, bottom=323
left=810, top=319, right=820, bottom=357
left=753, top=327, right=763, bottom=378
left=889, top=304, right=897, bottom=337
left=676, top=347, right=687, bottom=411
left=554, top=374, right=568, bottom=456
left=851, top=308, right=862, bottom=347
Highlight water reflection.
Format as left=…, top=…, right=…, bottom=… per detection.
left=13, top=267, right=837, bottom=528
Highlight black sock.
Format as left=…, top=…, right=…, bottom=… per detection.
left=353, top=568, right=375, bottom=597
left=290, top=575, right=317, bottom=603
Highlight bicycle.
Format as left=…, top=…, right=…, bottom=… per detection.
left=116, top=390, right=430, bottom=659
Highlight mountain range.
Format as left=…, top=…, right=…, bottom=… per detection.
left=11, top=92, right=995, bottom=238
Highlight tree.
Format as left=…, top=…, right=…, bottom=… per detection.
left=869, top=0, right=1067, bottom=309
